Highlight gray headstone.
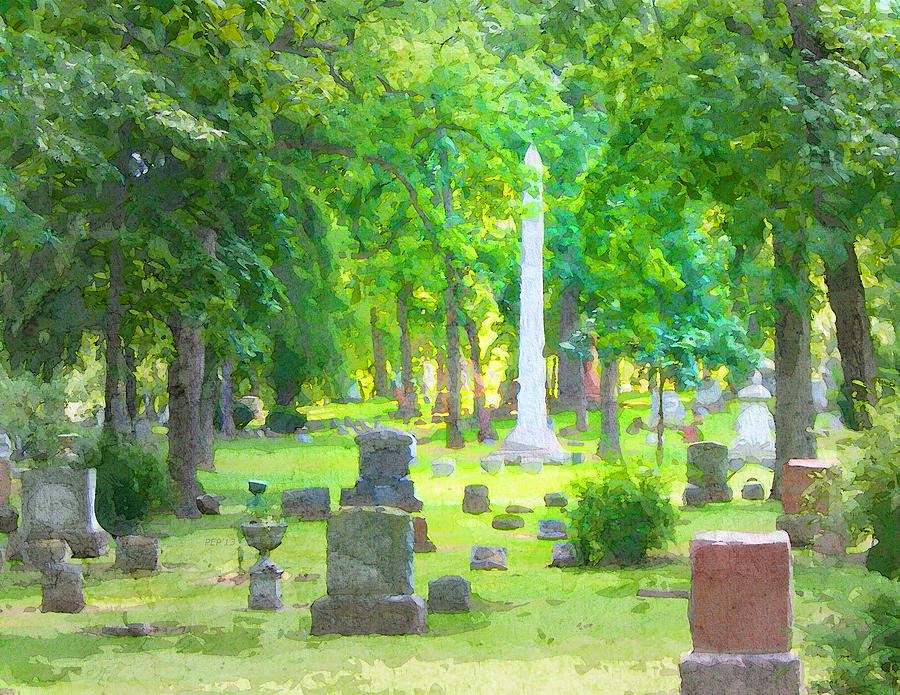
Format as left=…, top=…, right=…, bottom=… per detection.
left=16, top=467, right=109, bottom=559
left=811, top=379, right=828, bottom=413
left=295, top=432, right=313, bottom=444
left=281, top=487, right=330, bottom=520
left=427, top=575, right=470, bottom=613
left=340, top=428, right=422, bottom=513
left=22, top=538, right=72, bottom=571
left=729, top=372, right=775, bottom=466
left=470, top=545, right=507, bottom=570
left=544, top=492, right=568, bottom=508
left=741, top=482, right=765, bottom=501
left=325, top=507, right=413, bottom=597
left=102, top=623, right=151, bottom=637
left=491, top=515, right=524, bottom=530
left=0, top=505, right=18, bottom=533
left=462, top=485, right=490, bottom=514
left=686, top=441, right=729, bottom=487
left=537, top=519, right=567, bottom=540
left=430, top=458, right=455, bottom=478
left=114, top=535, right=160, bottom=571
left=519, top=457, right=543, bottom=474
left=679, top=651, right=802, bottom=695
left=479, top=456, right=503, bottom=473
left=41, top=562, right=84, bottom=613
left=549, top=541, right=580, bottom=568
left=506, top=504, right=533, bottom=514
left=196, top=494, right=221, bottom=515
left=134, top=418, right=152, bottom=444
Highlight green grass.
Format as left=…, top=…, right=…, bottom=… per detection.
left=0, top=399, right=859, bottom=694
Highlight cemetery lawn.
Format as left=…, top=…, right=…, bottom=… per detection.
left=0, top=399, right=855, bottom=694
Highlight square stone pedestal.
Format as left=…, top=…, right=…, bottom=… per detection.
left=679, top=651, right=802, bottom=695
left=249, top=560, right=283, bottom=610
left=310, top=594, right=427, bottom=635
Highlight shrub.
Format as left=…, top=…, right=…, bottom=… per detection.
left=79, top=432, right=172, bottom=535
left=806, top=573, right=900, bottom=695
left=264, top=405, right=307, bottom=433
left=840, top=397, right=900, bottom=579
left=566, top=465, right=676, bottom=565
left=214, top=401, right=254, bottom=431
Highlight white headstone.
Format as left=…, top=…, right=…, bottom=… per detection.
left=646, top=390, right=687, bottom=428
left=728, top=371, right=776, bottom=469
left=811, top=379, right=828, bottom=413
left=495, top=145, right=565, bottom=461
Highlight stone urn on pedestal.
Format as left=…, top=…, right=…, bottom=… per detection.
left=241, top=521, right=287, bottom=610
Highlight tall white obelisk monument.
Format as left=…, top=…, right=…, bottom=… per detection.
left=499, top=145, right=565, bottom=459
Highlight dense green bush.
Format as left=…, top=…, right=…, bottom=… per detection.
left=807, top=574, right=900, bottom=695
left=264, top=405, right=307, bottom=434
left=841, top=397, right=900, bottom=579
left=566, top=465, right=676, bottom=565
left=80, top=432, right=172, bottom=535
left=214, top=401, right=253, bottom=431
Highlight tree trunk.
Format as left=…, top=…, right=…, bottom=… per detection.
left=123, top=346, right=137, bottom=427
left=370, top=306, right=389, bottom=398
left=396, top=285, right=419, bottom=415
left=771, top=227, right=817, bottom=499
left=444, top=282, right=464, bottom=449
left=166, top=313, right=203, bottom=518
left=219, top=357, right=236, bottom=439
left=784, top=0, right=875, bottom=428
left=575, top=359, right=588, bottom=432
left=599, top=359, right=621, bottom=457
left=555, top=285, right=580, bottom=410
left=464, top=315, right=492, bottom=441
left=103, top=241, right=129, bottom=439
left=824, top=241, right=876, bottom=429
left=197, top=344, right=217, bottom=472
left=656, top=371, right=665, bottom=465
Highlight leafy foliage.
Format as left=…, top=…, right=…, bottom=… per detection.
left=79, top=431, right=171, bottom=535
left=566, top=465, right=676, bottom=565
left=840, top=397, right=900, bottom=579
left=263, top=406, right=307, bottom=434
left=806, top=573, right=900, bottom=695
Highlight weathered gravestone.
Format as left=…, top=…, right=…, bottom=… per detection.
left=728, top=372, right=776, bottom=469
left=646, top=390, right=687, bottom=429
left=690, top=378, right=726, bottom=414
left=21, top=539, right=71, bottom=571
left=0, top=432, right=11, bottom=506
left=470, top=545, right=507, bottom=571
left=427, top=575, right=470, bottom=613
left=492, top=515, right=524, bottom=530
left=412, top=516, right=436, bottom=553
left=339, top=429, right=423, bottom=513
left=537, top=519, right=567, bottom=540
left=114, top=535, right=160, bottom=571
left=0, top=505, right=18, bottom=533
left=430, top=458, right=454, bottom=478
left=196, top=494, right=221, bottom=515
left=776, top=458, right=842, bottom=548
left=683, top=442, right=732, bottom=506
left=41, top=562, right=84, bottom=613
left=462, top=485, right=490, bottom=514
left=679, top=530, right=801, bottom=695
left=310, top=507, right=426, bottom=635
left=549, top=541, right=581, bottom=568
left=544, top=492, right=568, bottom=508
left=282, top=487, right=330, bottom=521
left=742, top=482, right=766, bottom=500
left=8, top=467, right=109, bottom=560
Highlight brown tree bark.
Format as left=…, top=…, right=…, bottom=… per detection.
left=824, top=241, right=877, bottom=429
left=197, top=344, right=217, bottom=472
left=103, top=241, right=129, bottom=439
left=771, top=230, right=817, bottom=499
left=656, top=371, right=665, bottom=465
left=444, top=282, right=464, bottom=449
left=598, top=359, right=621, bottom=457
left=396, top=284, right=419, bottom=416
left=555, top=285, right=580, bottom=411
left=784, top=0, right=876, bottom=428
left=575, top=359, right=588, bottom=432
left=219, top=357, right=236, bottom=439
left=464, top=315, right=492, bottom=441
left=166, top=312, right=203, bottom=518
left=370, top=306, right=389, bottom=398
left=123, top=346, right=137, bottom=426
